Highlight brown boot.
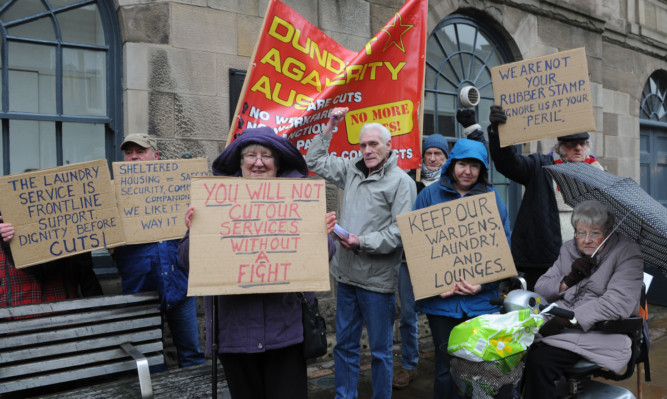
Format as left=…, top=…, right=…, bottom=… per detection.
left=392, top=367, right=417, bottom=390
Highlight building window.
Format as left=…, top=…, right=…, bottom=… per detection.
left=641, top=72, right=667, bottom=123
left=0, top=0, right=121, bottom=175
left=425, top=14, right=519, bottom=222
left=639, top=71, right=667, bottom=208
left=229, top=69, right=246, bottom=131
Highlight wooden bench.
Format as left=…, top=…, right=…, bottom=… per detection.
left=0, top=292, right=164, bottom=398
left=34, top=360, right=229, bottom=398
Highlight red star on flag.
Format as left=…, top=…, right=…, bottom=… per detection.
left=381, top=13, right=414, bottom=53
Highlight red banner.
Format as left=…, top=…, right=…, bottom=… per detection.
left=228, top=0, right=427, bottom=170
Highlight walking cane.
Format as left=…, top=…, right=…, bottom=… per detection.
left=212, top=297, right=218, bottom=399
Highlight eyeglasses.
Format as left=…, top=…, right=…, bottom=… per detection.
left=242, top=154, right=274, bottom=164
left=562, top=140, right=589, bottom=149
left=575, top=230, right=604, bottom=240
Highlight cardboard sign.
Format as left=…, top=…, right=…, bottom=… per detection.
left=491, top=48, right=595, bottom=147
left=0, top=160, right=125, bottom=268
left=113, top=159, right=209, bottom=244
left=187, top=177, right=330, bottom=295
left=228, top=0, right=427, bottom=170
left=397, top=192, right=516, bottom=300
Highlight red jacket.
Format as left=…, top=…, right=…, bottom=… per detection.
left=0, top=242, right=101, bottom=309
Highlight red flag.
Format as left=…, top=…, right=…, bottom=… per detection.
left=228, top=0, right=427, bottom=170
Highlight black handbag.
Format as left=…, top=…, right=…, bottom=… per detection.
left=297, top=292, right=327, bottom=359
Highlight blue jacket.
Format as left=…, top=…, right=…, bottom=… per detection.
left=114, top=240, right=188, bottom=310
left=414, top=139, right=511, bottom=318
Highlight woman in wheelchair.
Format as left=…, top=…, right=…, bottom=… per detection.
left=522, top=200, right=644, bottom=398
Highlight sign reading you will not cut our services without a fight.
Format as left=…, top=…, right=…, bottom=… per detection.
left=113, top=158, right=209, bottom=244
left=491, top=47, right=595, bottom=147
left=0, top=160, right=125, bottom=268
left=397, top=192, right=517, bottom=300
left=187, top=177, right=330, bottom=296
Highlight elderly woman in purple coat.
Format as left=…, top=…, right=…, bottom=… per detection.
left=178, top=127, right=336, bottom=399
left=522, top=200, right=643, bottom=398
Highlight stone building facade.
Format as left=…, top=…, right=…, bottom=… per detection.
left=117, top=0, right=666, bottom=179
left=1, top=0, right=663, bottom=362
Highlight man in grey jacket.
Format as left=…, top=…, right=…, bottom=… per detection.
left=306, top=107, right=417, bottom=399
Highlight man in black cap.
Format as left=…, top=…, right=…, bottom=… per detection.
left=487, top=105, right=603, bottom=290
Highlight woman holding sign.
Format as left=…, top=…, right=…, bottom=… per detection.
left=412, top=139, right=512, bottom=399
left=178, top=127, right=336, bottom=399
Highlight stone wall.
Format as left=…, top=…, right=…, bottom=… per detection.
left=111, top=0, right=667, bottom=360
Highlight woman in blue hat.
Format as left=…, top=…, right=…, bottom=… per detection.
left=413, top=138, right=512, bottom=398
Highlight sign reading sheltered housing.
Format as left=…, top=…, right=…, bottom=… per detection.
left=491, top=47, right=595, bottom=147
left=228, top=0, right=427, bottom=170
left=0, top=160, right=125, bottom=268
left=397, top=192, right=516, bottom=300
left=113, top=158, right=210, bottom=244
left=187, top=177, right=330, bottom=296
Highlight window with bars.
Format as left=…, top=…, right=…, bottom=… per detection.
left=0, top=0, right=121, bottom=175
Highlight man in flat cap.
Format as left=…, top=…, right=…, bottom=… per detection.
left=487, top=106, right=603, bottom=290
left=114, top=134, right=205, bottom=369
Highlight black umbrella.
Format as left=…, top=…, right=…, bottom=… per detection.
left=544, top=162, right=667, bottom=274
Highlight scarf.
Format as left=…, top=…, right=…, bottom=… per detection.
left=553, top=155, right=597, bottom=165
left=421, top=164, right=441, bottom=181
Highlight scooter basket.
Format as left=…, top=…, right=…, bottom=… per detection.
left=450, top=351, right=526, bottom=399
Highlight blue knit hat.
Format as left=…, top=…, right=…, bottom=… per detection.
left=423, top=134, right=450, bottom=158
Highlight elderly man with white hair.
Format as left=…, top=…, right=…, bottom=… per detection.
left=306, top=108, right=416, bottom=399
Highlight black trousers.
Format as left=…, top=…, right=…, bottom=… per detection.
left=218, top=343, right=307, bottom=399
left=522, top=343, right=584, bottom=399
left=517, top=267, right=546, bottom=291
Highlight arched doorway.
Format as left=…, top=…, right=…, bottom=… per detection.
left=424, top=14, right=520, bottom=223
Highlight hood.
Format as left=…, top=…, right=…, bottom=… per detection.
left=211, top=127, right=308, bottom=178
left=441, top=138, right=489, bottom=175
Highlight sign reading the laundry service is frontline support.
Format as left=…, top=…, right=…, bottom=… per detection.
left=491, top=47, right=595, bottom=147
left=113, top=158, right=209, bottom=244
left=397, top=192, right=516, bottom=300
left=0, top=160, right=125, bottom=268
left=187, top=177, right=330, bottom=296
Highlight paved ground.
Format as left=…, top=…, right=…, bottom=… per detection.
left=307, top=304, right=667, bottom=399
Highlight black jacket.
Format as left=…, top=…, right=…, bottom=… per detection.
left=487, top=125, right=562, bottom=270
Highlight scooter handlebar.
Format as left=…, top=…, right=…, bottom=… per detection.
left=544, top=306, right=575, bottom=320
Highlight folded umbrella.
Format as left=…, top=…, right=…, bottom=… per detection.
left=544, top=162, right=667, bottom=274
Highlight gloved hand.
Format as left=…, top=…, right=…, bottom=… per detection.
left=538, top=315, right=571, bottom=337
left=489, top=105, right=507, bottom=126
left=562, top=256, right=596, bottom=287
left=456, top=109, right=477, bottom=128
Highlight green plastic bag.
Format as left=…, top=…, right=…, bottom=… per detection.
left=448, top=309, right=544, bottom=365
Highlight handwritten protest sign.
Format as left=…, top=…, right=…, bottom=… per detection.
left=187, top=177, right=330, bottom=295
left=0, top=160, right=125, bottom=268
left=491, top=47, right=595, bottom=147
left=397, top=192, right=516, bottom=300
left=228, top=0, right=427, bottom=169
left=113, top=158, right=210, bottom=244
